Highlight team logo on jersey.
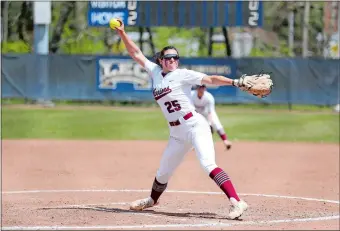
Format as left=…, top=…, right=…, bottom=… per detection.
left=153, top=86, right=172, bottom=100
left=97, top=58, right=151, bottom=90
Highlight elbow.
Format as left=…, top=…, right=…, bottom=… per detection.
left=202, top=76, right=214, bottom=85
left=210, top=76, right=217, bottom=84
left=203, top=75, right=232, bottom=86
left=208, top=76, right=219, bottom=85
left=130, top=50, right=143, bottom=60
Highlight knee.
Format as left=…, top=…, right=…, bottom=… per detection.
left=212, top=122, right=223, bottom=132
left=155, top=172, right=171, bottom=184
left=216, top=126, right=225, bottom=134
left=199, top=159, right=218, bottom=175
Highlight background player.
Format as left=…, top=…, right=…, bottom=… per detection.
left=191, top=85, right=232, bottom=150
left=114, top=19, right=248, bottom=220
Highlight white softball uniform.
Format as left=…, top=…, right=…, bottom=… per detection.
left=145, top=60, right=218, bottom=184
left=190, top=90, right=224, bottom=132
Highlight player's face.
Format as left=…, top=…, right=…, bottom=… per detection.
left=197, top=86, right=206, bottom=97
left=161, top=49, right=179, bottom=72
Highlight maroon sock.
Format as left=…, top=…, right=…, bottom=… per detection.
left=217, top=129, right=228, bottom=141
left=150, top=178, right=167, bottom=203
left=209, top=167, right=240, bottom=201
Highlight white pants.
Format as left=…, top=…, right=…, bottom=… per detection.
left=156, top=112, right=218, bottom=184
left=198, top=109, right=224, bottom=132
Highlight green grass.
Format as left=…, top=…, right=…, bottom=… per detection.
left=2, top=97, right=336, bottom=112
left=2, top=107, right=339, bottom=143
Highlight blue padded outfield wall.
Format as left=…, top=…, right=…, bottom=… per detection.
left=2, top=54, right=339, bottom=105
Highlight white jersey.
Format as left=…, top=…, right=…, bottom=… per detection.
left=190, top=90, right=215, bottom=116
left=191, top=89, right=224, bottom=131
left=145, top=60, right=206, bottom=122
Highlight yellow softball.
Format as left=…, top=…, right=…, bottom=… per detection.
left=109, top=18, right=122, bottom=30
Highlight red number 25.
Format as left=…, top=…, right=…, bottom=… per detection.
left=164, top=100, right=181, bottom=113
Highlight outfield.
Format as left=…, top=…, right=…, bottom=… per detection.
left=2, top=105, right=339, bottom=143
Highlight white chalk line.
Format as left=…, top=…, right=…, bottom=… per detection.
left=2, top=189, right=339, bottom=230
left=2, top=215, right=339, bottom=230
left=3, top=189, right=339, bottom=204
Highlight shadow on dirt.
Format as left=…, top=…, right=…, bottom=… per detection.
left=41, top=206, right=242, bottom=221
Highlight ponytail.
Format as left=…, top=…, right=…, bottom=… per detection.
left=153, top=52, right=162, bottom=67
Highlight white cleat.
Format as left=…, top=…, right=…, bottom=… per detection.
left=227, top=197, right=248, bottom=220
left=129, top=197, right=157, bottom=211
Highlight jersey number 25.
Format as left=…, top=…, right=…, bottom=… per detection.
left=164, top=100, right=181, bottom=113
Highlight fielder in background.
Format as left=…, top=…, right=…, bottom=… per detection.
left=191, top=85, right=232, bottom=150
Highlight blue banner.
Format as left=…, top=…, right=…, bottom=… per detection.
left=2, top=54, right=339, bottom=105
left=96, top=56, right=237, bottom=98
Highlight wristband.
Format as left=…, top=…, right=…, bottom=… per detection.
left=232, top=79, right=239, bottom=87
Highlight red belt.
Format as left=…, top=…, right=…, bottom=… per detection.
left=169, top=112, right=193, bottom=126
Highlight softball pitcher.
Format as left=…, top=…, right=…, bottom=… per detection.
left=114, top=20, right=248, bottom=219
left=191, top=85, right=232, bottom=150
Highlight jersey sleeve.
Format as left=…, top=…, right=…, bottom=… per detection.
left=190, top=90, right=196, bottom=98
left=182, top=69, right=207, bottom=85
left=207, top=94, right=215, bottom=113
left=144, top=59, right=160, bottom=77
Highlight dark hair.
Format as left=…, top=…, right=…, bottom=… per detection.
left=194, top=84, right=206, bottom=90
left=160, top=45, right=179, bottom=58
left=153, top=46, right=179, bottom=68
left=153, top=52, right=162, bottom=67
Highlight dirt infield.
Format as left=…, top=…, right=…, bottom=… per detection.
left=2, top=140, right=339, bottom=230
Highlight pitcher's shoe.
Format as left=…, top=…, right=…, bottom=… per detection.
left=227, top=197, right=248, bottom=219
left=129, top=196, right=157, bottom=211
